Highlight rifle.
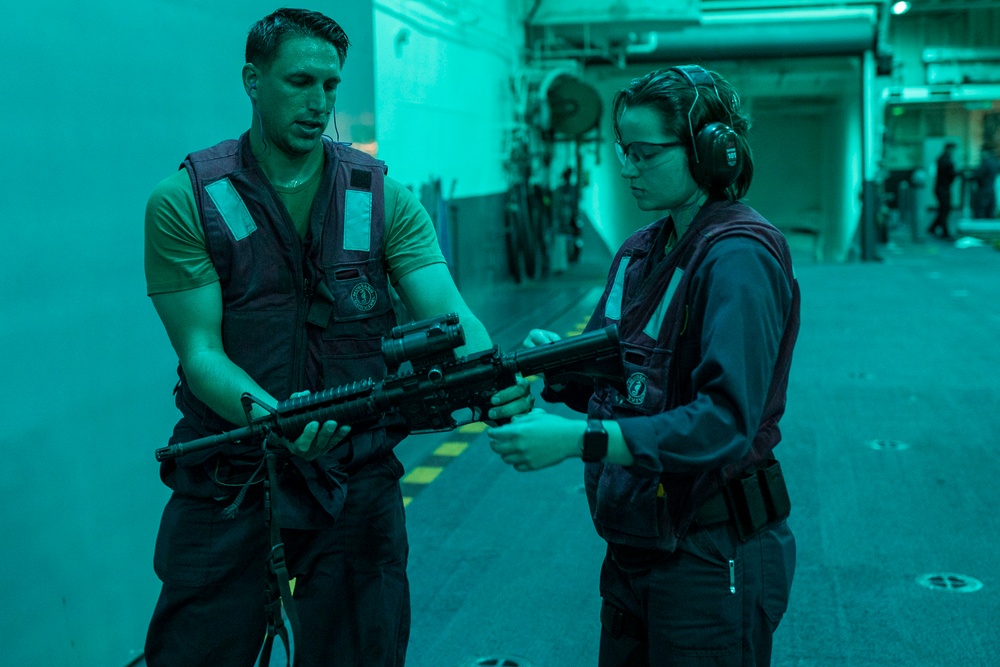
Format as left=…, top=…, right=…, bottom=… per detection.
left=155, top=313, right=623, bottom=462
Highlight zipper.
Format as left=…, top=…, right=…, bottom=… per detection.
left=292, top=270, right=311, bottom=391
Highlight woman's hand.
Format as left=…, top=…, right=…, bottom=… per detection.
left=522, top=329, right=561, bottom=348
left=486, top=409, right=585, bottom=472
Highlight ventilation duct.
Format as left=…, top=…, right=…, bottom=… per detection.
left=533, top=7, right=880, bottom=64
left=527, top=0, right=700, bottom=46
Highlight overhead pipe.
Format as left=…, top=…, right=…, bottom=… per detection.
left=549, top=6, right=882, bottom=64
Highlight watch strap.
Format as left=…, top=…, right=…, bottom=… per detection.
left=583, top=419, right=608, bottom=463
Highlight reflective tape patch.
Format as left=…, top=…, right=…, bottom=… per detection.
left=344, top=190, right=372, bottom=251
left=604, top=257, right=631, bottom=321
left=642, top=268, right=684, bottom=340
left=204, top=178, right=257, bottom=241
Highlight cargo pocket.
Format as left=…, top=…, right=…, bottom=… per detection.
left=649, top=524, right=742, bottom=656
left=759, top=520, right=796, bottom=629
left=152, top=494, right=267, bottom=588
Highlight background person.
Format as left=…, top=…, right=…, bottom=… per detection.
left=928, top=142, right=957, bottom=238
left=971, top=143, right=999, bottom=219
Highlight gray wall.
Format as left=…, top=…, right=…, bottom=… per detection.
left=0, top=2, right=374, bottom=665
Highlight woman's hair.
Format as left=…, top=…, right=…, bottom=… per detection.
left=612, top=67, right=754, bottom=201
left=246, top=8, right=351, bottom=68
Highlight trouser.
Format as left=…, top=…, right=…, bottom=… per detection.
left=598, top=520, right=795, bottom=667
left=930, top=188, right=952, bottom=233
left=973, top=188, right=996, bottom=219
left=145, top=454, right=410, bottom=667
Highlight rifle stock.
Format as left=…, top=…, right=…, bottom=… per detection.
left=155, top=318, right=622, bottom=463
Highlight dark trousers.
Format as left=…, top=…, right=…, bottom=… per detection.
left=598, top=520, right=795, bottom=667
left=973, top=187, right=996, bottom=219
left=929, top=187, right=952, bottom=235
left=145, top=454, right=410, bottom=667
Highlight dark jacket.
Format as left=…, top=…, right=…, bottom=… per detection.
left=935, top=151, right=957, bottom=193
left=548, top=199, right=800, bottom=551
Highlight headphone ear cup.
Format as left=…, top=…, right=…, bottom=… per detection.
left=694, top=122, right=741, bottom=189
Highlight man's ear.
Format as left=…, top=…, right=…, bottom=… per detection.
left=242, top=64, right=259, bottom=98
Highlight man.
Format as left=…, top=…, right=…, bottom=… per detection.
left=143, top=9, right=529, bottom=666
left=928, top=142, right=957, bottom=238
left=972, top=144, right=999, bottom=219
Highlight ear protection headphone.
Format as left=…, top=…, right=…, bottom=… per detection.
left=670, top=65, right=741, bottom=190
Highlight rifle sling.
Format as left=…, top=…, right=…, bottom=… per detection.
left=257, top=446, right=302, bottom=667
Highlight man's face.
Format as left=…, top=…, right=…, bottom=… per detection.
left=252, top=36, right=342, bottom=158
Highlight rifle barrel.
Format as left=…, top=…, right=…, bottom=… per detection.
left=154, top=424, right=256, bottom=462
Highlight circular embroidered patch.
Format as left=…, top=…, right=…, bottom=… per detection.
left=351, top=282, right=377, bottom=311
left=626, top=372, right=648, bottom=405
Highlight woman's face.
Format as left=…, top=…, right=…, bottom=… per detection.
left=616, top=105, right=700, bottom=212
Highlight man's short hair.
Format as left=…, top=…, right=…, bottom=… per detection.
left=246, top=8, right=350, bottom=68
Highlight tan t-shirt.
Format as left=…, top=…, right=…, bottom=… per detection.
left=144, top=166, right=445, bottom=295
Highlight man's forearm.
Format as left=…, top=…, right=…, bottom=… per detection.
left=457, top=312, right=493, bottom=355
left=182, top=349, right=278, bottom=426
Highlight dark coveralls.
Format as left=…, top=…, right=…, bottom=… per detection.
left=972, top=150, right=999, bottom=219
left=145, top=136, right=410, bottom=667
left=546, top=199, right=800, bottom=666
left=929, top=150, right=957, bottom=236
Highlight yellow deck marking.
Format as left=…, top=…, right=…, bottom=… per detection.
left=403, top=496, right=413, bottom=507
left=435, top=442, right=469, bottom=457
left=458, top=422, right=488, bottom=434
left=404, top=466, right=443, bottom=484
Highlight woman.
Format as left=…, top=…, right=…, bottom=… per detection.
left=487, top=66, right=800, bottom=666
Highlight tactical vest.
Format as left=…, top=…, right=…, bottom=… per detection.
left=583, top=199, right=801, bottom=551
left=162, top=134, right=405, bottom=524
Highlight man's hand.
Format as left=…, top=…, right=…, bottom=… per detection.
left=486, top=409, right=585, bottom=471
left=487, top=374, right=534, bottom=421
left=284, top=390, right=351, bottom=461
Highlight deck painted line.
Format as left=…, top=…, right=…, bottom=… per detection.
left=435, top=442, right=469, bottom=457
left=403, top=466, right=444, bottom=485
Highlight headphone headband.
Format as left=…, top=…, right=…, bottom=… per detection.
left=668, top=65, right=741, bottom=191
left=672, top=64, right=716, bottom=89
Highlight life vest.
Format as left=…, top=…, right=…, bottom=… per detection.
left=162, top=134, right=405, bottom=525
left=583, top=198, right=800, bottom=550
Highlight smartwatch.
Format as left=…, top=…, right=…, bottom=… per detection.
left=582, top=419, right=608, bottom=463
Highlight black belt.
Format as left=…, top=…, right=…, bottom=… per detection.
left=600, top=599, right=647, bottom=642
left=692, top=457, right=791, bottom=541
left=694, top=487, right=731, bottom=525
